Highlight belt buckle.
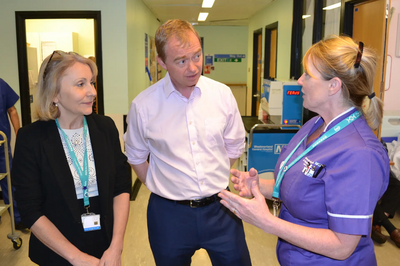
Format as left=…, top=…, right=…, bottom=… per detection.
left=190, top=199, right=200, bottom=208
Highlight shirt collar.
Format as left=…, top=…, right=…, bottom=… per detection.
left=163, top=72, right=203, bottom=98
left=163, top=72, right=176, bottom=98
left=315, top=107, right=356, bottom=132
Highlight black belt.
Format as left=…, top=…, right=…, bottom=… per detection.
left=175, top=193, right=220, bottom=208
left=159, top=187, right=229, bottom=208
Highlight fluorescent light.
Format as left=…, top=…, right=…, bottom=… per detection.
left=302, top=15, right=311, bottom=19
left=191, top=22, right=198, bottom=26
left=198, top=12, right=209, bottom=21
left=202, top=0, right=215, bottom=8
left=323, top=3, right=341, bottom=10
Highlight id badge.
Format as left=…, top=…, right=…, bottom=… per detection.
left=81, top=213, right=101, bottom=232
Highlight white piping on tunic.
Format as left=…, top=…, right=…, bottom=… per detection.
left=314, top=107, right=356, bottom=132
left=327, top=211, right=372, bottom=219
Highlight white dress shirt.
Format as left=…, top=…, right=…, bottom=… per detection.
left=124, top=73, right=245, bottom=200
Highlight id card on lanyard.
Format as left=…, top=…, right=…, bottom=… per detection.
left=56, top=117, right=101, bottom=231
left=271, top=110, right=362, bottom=216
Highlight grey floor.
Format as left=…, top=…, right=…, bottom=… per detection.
left=1, top=182, right=400, bottom=265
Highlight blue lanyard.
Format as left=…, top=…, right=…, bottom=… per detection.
left=56, top=117, right=90, bottom=208
left=272, top=110, right=362, bottom=200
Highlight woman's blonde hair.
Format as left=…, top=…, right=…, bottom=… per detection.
left=303, top=35, right=383, bottom=130
left=35, top=51, right=98, bottom=121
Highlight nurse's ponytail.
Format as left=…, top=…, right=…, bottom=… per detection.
left=303, top=35, right=383, bottom=131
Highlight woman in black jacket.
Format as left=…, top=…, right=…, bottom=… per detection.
left=12, top=51, right=131, bottom=266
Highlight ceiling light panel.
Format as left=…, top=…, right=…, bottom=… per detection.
left=323, top=3, right=341, bottom=10
left=202, top=0, right=215, bottom=8
left=198, top=12, right=209, bottom=21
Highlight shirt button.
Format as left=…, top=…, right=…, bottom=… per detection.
left=189, top=121, right=192, bottom=125
left=200, top=181, right=203, bottom=185
left=192, top=141, right=195, bottom=145
left=196, top=162, right=199, bottom=165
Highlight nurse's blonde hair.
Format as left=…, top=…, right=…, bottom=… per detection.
left=303, top=35, right=382, bottom=130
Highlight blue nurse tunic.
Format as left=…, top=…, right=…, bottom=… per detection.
left=274, top=108, right=389, bottom=265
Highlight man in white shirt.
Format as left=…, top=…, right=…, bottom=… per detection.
left=124, top=19, right=251, bottom=266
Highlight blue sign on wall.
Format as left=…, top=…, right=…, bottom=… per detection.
left=205, top=55, right=213, bottom=65
left=214, top=54, right=246, bottom=59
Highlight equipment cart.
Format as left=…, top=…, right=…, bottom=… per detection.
left=238, top=117, right=300, bottom=180
left=0, top=131, right=22, bottom=249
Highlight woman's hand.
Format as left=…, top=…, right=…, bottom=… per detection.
left=99, top=245, right=122, bottom=266
left=219, top=180, right=272, bottom=230
left=70, top=253, right=100, bottom=266
left=230, top=168, right=259, bottom=198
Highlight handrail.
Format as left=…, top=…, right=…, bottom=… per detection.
left=249, top=124, right=301, bottom=148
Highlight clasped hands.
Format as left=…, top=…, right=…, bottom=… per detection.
left=218, top=168, right=273, bottom=229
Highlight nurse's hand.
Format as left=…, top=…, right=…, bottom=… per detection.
left=230, top=168, right=259, bottom=198
left=219, top=181, right=272, bottom=230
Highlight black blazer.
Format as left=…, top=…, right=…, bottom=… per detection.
left=12, top=114, right=131, bottom=264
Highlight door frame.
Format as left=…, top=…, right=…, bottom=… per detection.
left=290, top=0, right=303, bottom=80
left=15, top=11, right=104, bottom=126
left=264, top=22, right=278, bottom=80
left=341, top=0, right=368, bottom=36
left=251, top=28, right=262, bottom=116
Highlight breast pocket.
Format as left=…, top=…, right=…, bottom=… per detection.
left=204, top=117, right=226, bottom=148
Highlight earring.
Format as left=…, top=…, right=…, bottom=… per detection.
left=54, top=103, right=58, bottom=107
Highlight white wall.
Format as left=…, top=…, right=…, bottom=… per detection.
left=246, top=0, right=294, bottom=115
left=195, top=26, right=248, bottom=84
left=126, top=0, right=161, bottom=102
left=384, top=0, right=400, bottom=113
left=26, top=19, right=95, bottom=59
left=0, top=0, right=158, bottom=118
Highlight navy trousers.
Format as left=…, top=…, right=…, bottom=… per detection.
left=147, top=193, right=252, bottom=266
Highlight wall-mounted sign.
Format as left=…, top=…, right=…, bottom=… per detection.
left=205, top=55, right=213, bottom=65
left=214, top=54, right=246, bottom=59
left=205, top=65, right=211, bottom=74
left=214, top=54, right=245, bottom=62
left=215, top=58, right=242, bottom=62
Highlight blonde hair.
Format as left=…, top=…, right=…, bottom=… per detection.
left=155, top=19, right=201, bottom=62
left=35, top=51, right=98, bottom=121
left=303, top=35, right=383, bottom=130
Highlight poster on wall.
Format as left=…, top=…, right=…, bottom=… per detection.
left=204, top=65, right=211, bottom=74
left=150, top=36, right=157, bottom=84
left=145, top=33, right=148, bottom=70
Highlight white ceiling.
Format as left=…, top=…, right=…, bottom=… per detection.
left=141, top=0, right=275, bottom=26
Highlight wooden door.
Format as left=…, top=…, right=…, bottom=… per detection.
left=352, top=0, right=389, bottom=136
left=269, top=29, right=277, bottom=79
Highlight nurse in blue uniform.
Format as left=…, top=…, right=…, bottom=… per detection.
left=219, top=36, right=389, bottom=265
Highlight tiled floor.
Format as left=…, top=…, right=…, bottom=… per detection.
left=1, top=183, right=400, bottom=265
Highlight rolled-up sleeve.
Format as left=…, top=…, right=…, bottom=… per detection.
left=124, top=101, right=150, bottom=165
left=223, top=92, right=245, bottom=159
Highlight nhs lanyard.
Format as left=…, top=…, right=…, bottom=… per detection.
left=56, top=117, right=90, bottom=208
left=272, top=110, right=362, bottom=201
